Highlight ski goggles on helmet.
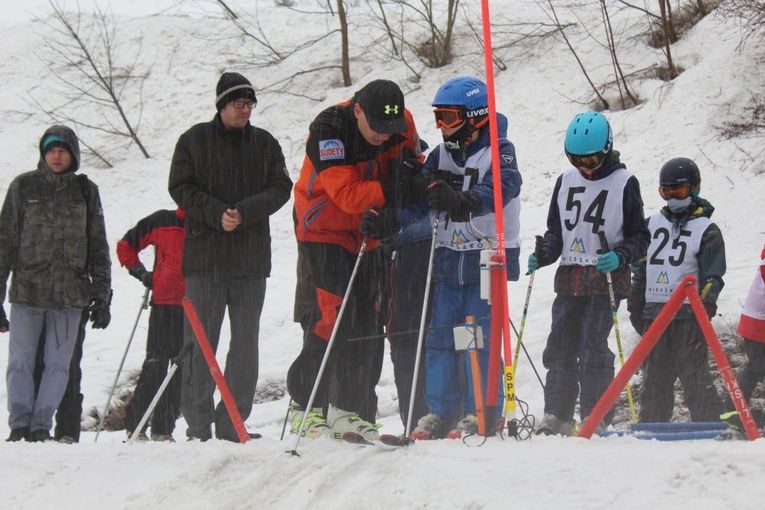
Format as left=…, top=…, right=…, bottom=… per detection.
left=434, top=107, right=465, bottom=129
left=566, top=151, right=606, bottom=171
left=658, top=184, right=693, bottom=200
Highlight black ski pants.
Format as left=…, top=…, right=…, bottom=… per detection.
left=287, top=241, right=384, bottom=422
left=639, top=318, right=724, bottom=422
left=387, top=238, right=431, bottom=428
left=123, top=304, right=184, bottom=436
left=737, top=338, right=765, bottom=403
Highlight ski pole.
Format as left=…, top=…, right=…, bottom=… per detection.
left=512, top=271, right=534, bottom=372
left=598, top=232, right=637, bottom=422
left=95, top=287, right=150, bottom=442
left=346, top=323, right=453, bottom=342
left=405, top=216, right=438, bottom=439
left=289, top=237, right=368, bottom=456
left=509, top=318, right=545, bottom=391
left=279, top=398, right=293, bottom=441
left=127, top=342, right=193, bottom=445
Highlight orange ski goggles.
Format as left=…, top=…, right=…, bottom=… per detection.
left=434, top=107, right=465, bottom=129
left=659, top=184, right=693, bottom=200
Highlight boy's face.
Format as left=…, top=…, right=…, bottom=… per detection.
left=567, top=152, right=606, bottom=175
left=45, top=147, right=72, bottom=174
left=439, top=122, right=464, bottom=137
left=579, top=161, right=604, bottom=176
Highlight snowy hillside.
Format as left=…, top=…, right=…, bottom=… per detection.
left=1, top=1, right=765, bottom=509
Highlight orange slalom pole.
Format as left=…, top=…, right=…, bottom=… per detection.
left=470, top=350, right=487, bottom=436
left=686, top=284, right=761, bottom=440
left=467, top=316, right=487, bottom=436
left=182, top=297, right=250, bottom=444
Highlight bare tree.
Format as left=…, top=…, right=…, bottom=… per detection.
left=333, top=0, right=352, bottom=87
left=369, top=0, right=460, bottom=69
left=696, top=0, right=708, bottom=17
left=210, top=1, right=348, bottom=90
left=719, top=0, right=765, bottom=44
left=657, top=0, right=678, bottom=80
left=214, top=0, right=285, bottom=65
left=599, top=0, right=637, bottom=109
left=31, top=1, right=151, bottom=159
left=541, top=0, right=609, bottom=110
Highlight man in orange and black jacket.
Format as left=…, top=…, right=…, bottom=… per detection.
left=288, top=79, right=424, bottom=442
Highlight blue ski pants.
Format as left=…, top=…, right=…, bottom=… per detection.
left=425, top=280, right=503, bottom=421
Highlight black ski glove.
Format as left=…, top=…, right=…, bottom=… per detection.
left=703, top=302, right=717, bottom=319
left=533, top=234, right=554, bottom=268
left=129, top=263, right=153, bottom=289
left=427, top=180, right=479, bottom=222
left=89, top=290, right=112, bottom=329
left=381, top=147, right=428, bottom=208
left=359, top=207, right=400, bottom=240
left=0, top=304, right=8, bottom=333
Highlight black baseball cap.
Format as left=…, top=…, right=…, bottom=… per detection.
left=356, top=80, right=407, bottom=134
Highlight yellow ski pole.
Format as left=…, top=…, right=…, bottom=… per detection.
left=598, top=232, right=637, bottom=422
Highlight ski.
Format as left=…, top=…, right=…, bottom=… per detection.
left=341, top=432, right=413, bottom=448
left=379, top=434, right=413, bottom=447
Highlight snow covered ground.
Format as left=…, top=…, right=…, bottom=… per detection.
left=1, top=1, right=765, bottom=508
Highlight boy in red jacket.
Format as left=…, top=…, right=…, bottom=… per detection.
left=116, top=208, right=185, bottom=441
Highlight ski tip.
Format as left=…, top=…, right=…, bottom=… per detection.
left=342, top=432, right=375, bottom=446
left=379, top=434, right=413, bottom=447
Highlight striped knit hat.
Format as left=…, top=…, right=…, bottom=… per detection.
left=215, top=72, right=257, bottom=112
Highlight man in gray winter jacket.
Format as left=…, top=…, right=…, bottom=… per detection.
left=0, top=125, right=112, bottom=443
left=168, top=72, right=292, bottom=442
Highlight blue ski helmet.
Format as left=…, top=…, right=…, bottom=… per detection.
left=564, top=111, right=613, bottom=156
left=432, top=76, right=489, bottom=129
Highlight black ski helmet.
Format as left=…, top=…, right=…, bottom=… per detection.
left=659, top=157, right=701, bottom=190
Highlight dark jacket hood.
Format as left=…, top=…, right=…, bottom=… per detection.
left=38, top=125, right=81, bottom=174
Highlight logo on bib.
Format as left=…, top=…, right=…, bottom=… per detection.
left=569, top=237, right=586, bottom=254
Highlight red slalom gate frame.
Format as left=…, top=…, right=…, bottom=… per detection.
left=182, top=297, right=251, bottom=444
left=579, top=275, right=761, bottom=441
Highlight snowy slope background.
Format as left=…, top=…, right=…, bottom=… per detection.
left=1, top=1, right=765, bottom=508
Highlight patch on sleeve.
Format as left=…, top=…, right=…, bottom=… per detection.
left=319, top=139, right=346, bottom=161
left=501, top=154, right=514, bottom=165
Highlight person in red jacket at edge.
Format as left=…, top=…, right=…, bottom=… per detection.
left=734, top=243, right=765, bottom=427
left=116, top=207, right=185, bottom=442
